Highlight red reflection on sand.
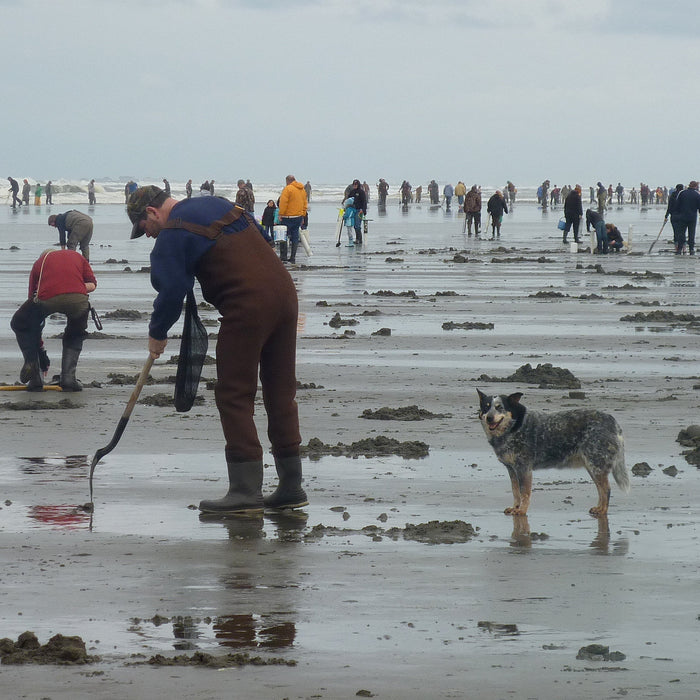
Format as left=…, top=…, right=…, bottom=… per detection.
left=27, top=504, right=90, bottom=529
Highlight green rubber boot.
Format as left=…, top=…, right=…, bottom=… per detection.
left=199, top=458, right=264, bottom=515
left=264, top=455, right=309, bottom=510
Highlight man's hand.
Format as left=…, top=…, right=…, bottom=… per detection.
left=148, top=336, right=167, bottom=359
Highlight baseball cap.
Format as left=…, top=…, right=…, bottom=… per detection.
left=127, top=185, right=165, bottom=239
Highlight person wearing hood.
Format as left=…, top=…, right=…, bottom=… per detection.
left=278, top=174, right=309, bottom=263
left=345, top=179, right=367, bottom=244
left=45, top=180, right=53, bottom=205
left=597, top=182, right=607, bottom=213
left=487, top=190, right=508, bottom=238
left=22, top=179, right=31, bottom=205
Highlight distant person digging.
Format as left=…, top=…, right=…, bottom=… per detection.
left=48, top=210, right=94, bottom=261
left=605, top=224, right=624, bottom=252
left=586, top=208, right=608, bottom=254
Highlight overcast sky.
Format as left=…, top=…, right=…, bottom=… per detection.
left=2, top=0, right=699, bottom=186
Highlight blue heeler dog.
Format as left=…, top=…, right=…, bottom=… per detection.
left=477, top=390, right=629, bottom=517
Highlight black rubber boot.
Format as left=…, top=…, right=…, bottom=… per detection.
left=59, top=346, right=83, bottom=392
left=264, top=455, right=308, bottom=510
left=279, top=241, right=288, bottom=261
left=20, top=351, right=43, bottom=391
left=289, top=242, right=298, bottom=264
left=199, top=458, right=264, bottom=515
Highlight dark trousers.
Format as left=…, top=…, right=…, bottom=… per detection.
left=679, top=218, right=697, bottom=252
left=466, top=211, right=481, bottom=233
left=564, top=215, right=580, bottom=241
left=671, top=217, right=685, bottom=251
left=11, top=294, right=89, bottom=356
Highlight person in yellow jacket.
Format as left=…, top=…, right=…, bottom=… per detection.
left=277, top=174, right=308, bottom=264
left=454, top=181, right=467, bottom=209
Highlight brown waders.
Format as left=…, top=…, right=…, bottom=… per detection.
left=164, top=206, right=307, bottom=514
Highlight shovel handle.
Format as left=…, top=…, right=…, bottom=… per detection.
left=89, top=355, right=155, bottom=504
left=123, top=355, right=155, bottom=420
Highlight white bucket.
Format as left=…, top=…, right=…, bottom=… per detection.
left=570, top=241, right=579, bottom=254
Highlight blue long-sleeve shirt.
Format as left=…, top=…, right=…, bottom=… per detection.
left=148, top=197, right=262, bottom=340
left=676, top=187, right=700, bottom=222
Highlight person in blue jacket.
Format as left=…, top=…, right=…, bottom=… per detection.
left=665, top=184, right=685, bottom=254
left=342, top=196, right=357, bottom=247
left=127, top=186, right=308, bottom=516
left=675, top=180, right=700, bottom=255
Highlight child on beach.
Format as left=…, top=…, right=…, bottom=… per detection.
left=261, top=200, right=276, bottom=244
left=342, top=197, right=357, bottom=247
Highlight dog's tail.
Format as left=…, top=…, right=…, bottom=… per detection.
left=612, top=431, right=630, bottom=493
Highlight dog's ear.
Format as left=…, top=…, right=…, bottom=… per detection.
left=476, top=389, right=490, bottom=412
left=507, top=392, right=523, bottom=405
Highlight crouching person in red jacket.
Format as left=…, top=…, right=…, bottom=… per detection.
left=11, top=249, right=97, bottom=391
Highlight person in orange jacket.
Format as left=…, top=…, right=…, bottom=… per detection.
left=277, top=174, right=308, bottom=264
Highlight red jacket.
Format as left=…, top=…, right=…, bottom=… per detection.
left=28, top=250, right=97, bottom=301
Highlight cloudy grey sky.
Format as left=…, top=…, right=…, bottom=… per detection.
left=2, top=0, right=699, bottom=186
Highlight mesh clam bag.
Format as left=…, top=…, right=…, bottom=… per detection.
left=174, top=289, right=209, bottom=412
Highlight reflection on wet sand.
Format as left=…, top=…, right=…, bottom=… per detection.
left=509, top=514, right=629, bottom=554
left=27, top=504, right=91, bottom=529
left=198, top=512, right=266, bottom=540
left=124, top=512, right=306, bottom=652
left=18, top=455, right=89, bottom=480
left=589, top=516, right=629, bottom=556
left=213, top=614, right=295, bottom=649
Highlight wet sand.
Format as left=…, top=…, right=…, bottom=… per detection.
left=1, top=201, right=700, bottom=698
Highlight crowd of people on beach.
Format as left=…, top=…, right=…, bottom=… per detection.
left=535, top=180, right=672, bottom=212
left=6, top=170, right=700, bottom=518
left=8, top=172, right=699, bottom=256
left=7, top=177, right=54, bottom=207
